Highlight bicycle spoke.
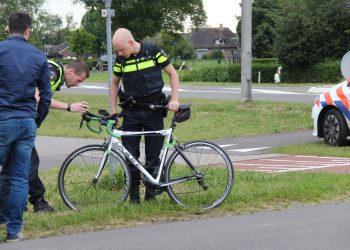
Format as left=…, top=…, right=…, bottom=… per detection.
left=165, top=141, right=234, bottom=209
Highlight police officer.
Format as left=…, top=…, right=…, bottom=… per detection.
left=110, top=28, right=180, bottom=204
left=0, top=60, right=90, bottom=217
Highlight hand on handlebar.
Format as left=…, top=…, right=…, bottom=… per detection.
left=70, top=101, right=89, bottom=113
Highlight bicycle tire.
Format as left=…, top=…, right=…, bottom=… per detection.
left=58, top=144, right=131, bottom=211
left=165, top=141, right=234, bottom=209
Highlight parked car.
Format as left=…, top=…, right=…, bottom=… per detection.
left=312, top=79, right=350, bottom=146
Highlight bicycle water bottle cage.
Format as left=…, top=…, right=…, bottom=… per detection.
left=175, top=105, right=191, bottom=123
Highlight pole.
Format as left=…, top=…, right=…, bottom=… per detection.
left=104, top=0, right=114, bottom=112
left=241, top=0, right=252, bottom=103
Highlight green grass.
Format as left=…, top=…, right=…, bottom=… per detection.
left=1, top=168, right=349, bottom=239
left=273, top=141, right=350, bottom=157
left=39, top=93, right=312, bottom=141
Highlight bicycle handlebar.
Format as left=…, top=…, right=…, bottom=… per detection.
left=80, top=110, right=121, bottom=134
left=80, top=104, right=190, bottom=136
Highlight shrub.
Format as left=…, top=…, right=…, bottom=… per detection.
left=282, top=61, right=342, bottom=83
left=180, top=63, right=279, bottom=83
left=179, top=60, right=343, bottom=83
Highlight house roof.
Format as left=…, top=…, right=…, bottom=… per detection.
left=53, top=41, right=70, bottom=54
left=184, top=27, right=239, bottom=49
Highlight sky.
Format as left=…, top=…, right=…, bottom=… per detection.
left=43, top=0, right=241, bottom=32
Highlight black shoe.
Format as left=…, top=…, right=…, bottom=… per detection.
left=129, top=187, right=140, bottom=205
left=144, top=186, right=156, bottom=201
left=6, top=232, right=24, bottom=242
left=33, top=198, right=54, bottom=213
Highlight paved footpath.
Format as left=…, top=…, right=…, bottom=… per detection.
left=1, top=201, right=350, bottom=250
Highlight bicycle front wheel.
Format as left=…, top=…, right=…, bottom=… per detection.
left=58, top=144, right=131, bottom=211
left=165, top=141, right=234, bottom=209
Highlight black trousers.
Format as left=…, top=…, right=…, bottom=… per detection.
left=121, top=108, right=164, bottom=189
left=0, top=146, right=45, bottom=208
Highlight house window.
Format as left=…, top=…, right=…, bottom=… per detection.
left=197, top=49, right=208, bottom=59
left=214, top=39, right=225, bottom=45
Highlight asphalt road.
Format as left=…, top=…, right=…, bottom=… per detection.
left=2, top=201, right=350, bottom=250
left=60, top=83, right=319, bottom=103
left=35, top=130, right=321, bottom=171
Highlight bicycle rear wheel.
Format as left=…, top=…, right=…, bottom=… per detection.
left=165, top=141, right=234, bottom=209
left=58, top=144, right=131, bottom=211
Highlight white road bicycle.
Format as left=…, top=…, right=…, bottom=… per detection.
left=58, top=105, right=234, bottom=210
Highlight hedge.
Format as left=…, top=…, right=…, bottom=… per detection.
left=281, top=61, right=342, bottom=83
left=180, top=63, right=279, bottom=83
left=179, top=60, right=343, bottom=83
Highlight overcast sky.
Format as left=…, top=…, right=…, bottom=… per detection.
left=43, top=0, right=241, bottom=32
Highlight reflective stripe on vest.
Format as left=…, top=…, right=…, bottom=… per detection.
left=48, top=60, right=63, bottom=93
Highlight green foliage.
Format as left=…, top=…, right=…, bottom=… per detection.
left=81, top=9, right=106, bottom=57
left=275, top=0, right=350, bottom=67
left=237, top=0, right=282, bottom=58
left=67, top=29, right=96, bottom=59
left=281, top=61, right=342, bottom=83
left=77, top=0, right=207, bottom=39
left=0, top=0, right=45, bottom=40
left=181, top=63, right=280, bottom=83
left=160, top=32, right=195, bottom=60
left=207, top=49, right=224, bottom=60
left=253, top=58, right=278, bottom=64
left=30, top=10, right=64, bottom=47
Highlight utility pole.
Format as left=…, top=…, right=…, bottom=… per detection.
left=102, top=0, right=114, bottom=111
left=241, top=0, right=252, bottom=103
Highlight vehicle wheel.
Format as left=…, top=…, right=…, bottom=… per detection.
left=58, top=144, right=131, bottom=211
left=165, top=141, right=234, bottom=209
left=322, top=109, right=348, bottom=146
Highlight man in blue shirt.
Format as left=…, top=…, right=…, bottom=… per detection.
left=0, top=12, right=51, bottom=242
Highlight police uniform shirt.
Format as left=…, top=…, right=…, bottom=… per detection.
left=113, top=42, right=171, bottom=98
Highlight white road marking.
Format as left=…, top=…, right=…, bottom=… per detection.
left=229, top=147, right=270, bottom=153
left=218, top=144, right=237, bottom=148
left=73, top=85, right=311, bottom=96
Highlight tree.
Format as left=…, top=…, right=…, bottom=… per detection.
left=236, top=0, right=282, bottom=58
left=160, top=32, right=195, bottom=60
left=81, top=9, right=106, bottom=57
left=30, top=10, right=63, bottom=46
left=275, top=0, right=350, bottom=67
left=0, top=0, right=45, bottom=40
left=76, top=0, right=207, bottom=39
left=67, top=29, right=96, bottom=58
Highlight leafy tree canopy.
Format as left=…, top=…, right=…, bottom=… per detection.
left=67, top=28, right=96, bottom=58
left=0, top=0, right=44, bottom=40
left=275, top=0, right=350, bottom=67
left=76, top=0, right=207, bottom=39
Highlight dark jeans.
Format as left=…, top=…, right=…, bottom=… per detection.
left=0, top=118, right=36, bottom=235
left=0, top=146, right=44, bottom=221
left=121, top=109, right=164, bottom=189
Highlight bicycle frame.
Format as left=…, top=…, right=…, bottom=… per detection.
left=97, top=127, right=168, bottom=186
left=95, top=127, right=200, bottom=188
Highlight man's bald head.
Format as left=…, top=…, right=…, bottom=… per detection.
left=112, top=28, right=139, bottom=58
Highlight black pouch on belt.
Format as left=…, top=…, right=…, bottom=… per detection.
left=160, top=93, right=171, bottom=117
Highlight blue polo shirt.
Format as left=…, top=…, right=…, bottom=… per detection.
left=0, top=35, right=52, bottom=126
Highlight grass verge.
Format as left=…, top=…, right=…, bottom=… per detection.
left=0, top=169, right=349, bottom=240
left=39, top=93, right=312, bottom=141
left=273, top=141, right=350, bottom=157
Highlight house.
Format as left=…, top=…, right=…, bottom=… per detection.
left=183, top=24, right=240, bottom=62
left=44, top=41, right=76, bottom=59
